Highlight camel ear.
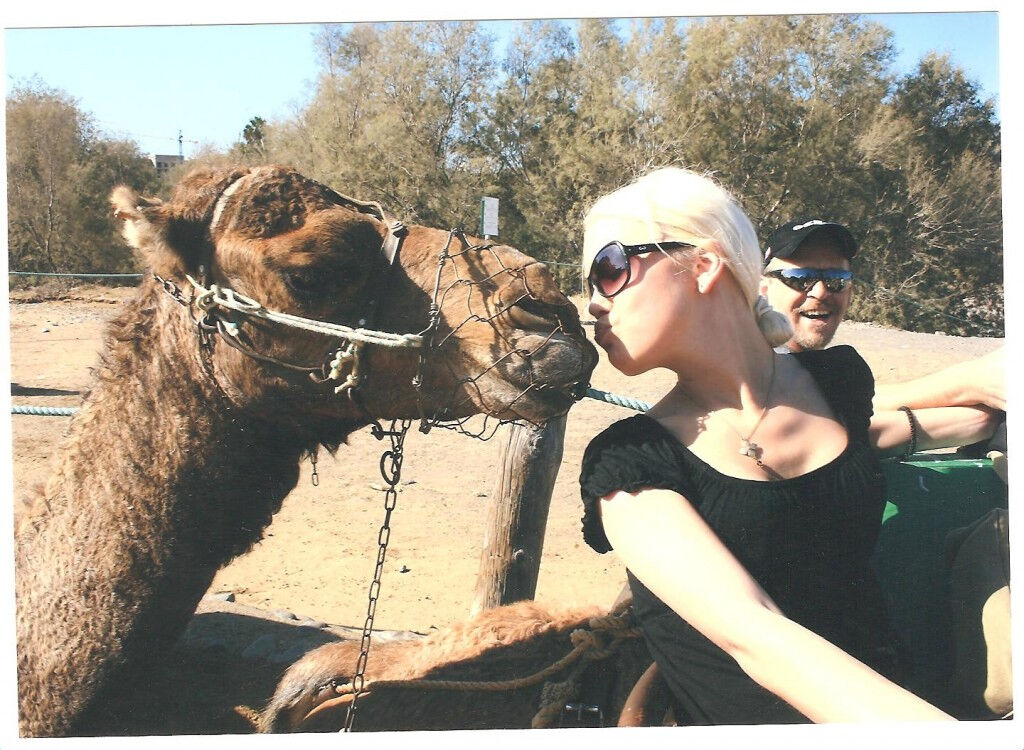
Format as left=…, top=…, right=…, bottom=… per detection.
left=110, top=185, right=209, bottom=278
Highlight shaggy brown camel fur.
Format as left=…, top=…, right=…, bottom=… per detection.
left=14, top=165, right=597, bottom=737
left=258, top=600, right=655, bottom=732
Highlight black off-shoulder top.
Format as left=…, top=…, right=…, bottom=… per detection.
left=579, top=346, right=897, bottom=724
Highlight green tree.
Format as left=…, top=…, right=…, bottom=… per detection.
left=7, top=80, right=160, bottom=279
left=484, top=19, right=647, bottom=288
left=238, top=116, right=268, bottom=161
left=662, top=15, right=894, bottom=227
left=7, top=82, right=89, bottom=274
left=267, top=21, right=497, bottom=229
left=854, top=53, right=1002, bottom=334
left=155, top=16, right=1004, bottom=335
left=482, top=20, right=585, bottom=286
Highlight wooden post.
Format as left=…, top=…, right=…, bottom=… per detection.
left=470, top=413, right=567, bottom=616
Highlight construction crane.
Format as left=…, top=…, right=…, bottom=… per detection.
left=93, top=120, right=201, bottom=155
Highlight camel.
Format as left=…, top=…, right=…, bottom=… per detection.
left=14, top=165, right=597, bottom=737
left=257, top=599, right=658, bottom=732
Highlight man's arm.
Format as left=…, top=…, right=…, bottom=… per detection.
left=873, top=347, right=1005, bottom=412
left=869, top=405, right=1001, bottom=458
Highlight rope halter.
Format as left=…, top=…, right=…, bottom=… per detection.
left=185, top=263, right=423, bottom=393
left=159, top=215, right=420, bottom=406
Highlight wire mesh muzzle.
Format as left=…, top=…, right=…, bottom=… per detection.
left=414, top=241, right=591, bottom=439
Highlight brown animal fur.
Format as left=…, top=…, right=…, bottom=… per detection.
left=259, top=600, right=653, bottom=732
left=14, top=165, right=596, bottom=737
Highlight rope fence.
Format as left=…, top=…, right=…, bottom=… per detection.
left=9, top=271, right=144, bottom=279
left=11, top=405, right=79, bottom=416
left=584, top=388, right=650, bottom=412
left=8, top=265, right=996, bottom=418
left=12, top=389, right=649, bottom=418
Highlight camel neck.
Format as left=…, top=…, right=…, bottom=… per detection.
left=15, top=286, right=319, bottom=737
left=49, top=287, right=310, bottom=565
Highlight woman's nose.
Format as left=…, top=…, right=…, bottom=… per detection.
left=588, top=294, right=611, bottom=318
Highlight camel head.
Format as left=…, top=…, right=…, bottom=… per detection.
left=110, top=165, right=596, bottom=442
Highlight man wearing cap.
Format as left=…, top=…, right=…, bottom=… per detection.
left=760, top=218, right=1003, bottom=456
left=761, top=219, right=858, bottom=355
left=757, top=219, right=1009, bottom=721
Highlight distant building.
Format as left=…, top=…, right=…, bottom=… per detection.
left=150, top=154, right=185, bottom=176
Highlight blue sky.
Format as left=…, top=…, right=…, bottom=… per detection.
left=3, top=11, right=1002, bottom=159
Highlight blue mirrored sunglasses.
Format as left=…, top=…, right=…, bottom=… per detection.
left=764, top=267, right=853, bottom=294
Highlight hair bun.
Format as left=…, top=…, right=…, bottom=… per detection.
left=753, top=296, right=793, bottom=348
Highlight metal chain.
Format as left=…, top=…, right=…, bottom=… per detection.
left=309, top=446, right=320, bottom=487
left=152, top=270, right=230, bottom=405
left=343, top=417, right=413, bottom=732
left=153, top=272, right=189, bottom=307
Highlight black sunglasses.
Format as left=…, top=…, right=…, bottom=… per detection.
left=764, top=267, right=853, bottom=294
left=587, top=240, right=694, bottom=298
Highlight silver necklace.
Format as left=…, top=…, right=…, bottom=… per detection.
left=694, top=355, right=777, bottom=463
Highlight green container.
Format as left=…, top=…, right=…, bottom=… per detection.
left=872, top=455, right=1007, bottom=711
left=880, top=456, right=1004, bottom=524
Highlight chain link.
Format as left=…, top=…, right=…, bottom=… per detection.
left=153, top=272, right=189, bottom=307
left=309, top=446, right=320, bottom=487
left=343, top=418, right=412, bottom=732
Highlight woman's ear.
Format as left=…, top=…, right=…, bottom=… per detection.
left=692, top=242, right=728, bottom=294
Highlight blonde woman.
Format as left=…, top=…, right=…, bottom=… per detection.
left=579, top=168, right=953, bottom=723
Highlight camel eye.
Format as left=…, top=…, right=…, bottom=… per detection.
left=283, top=270, right=330, bottom=298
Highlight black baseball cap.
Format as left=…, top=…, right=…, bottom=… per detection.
left=763, top=219, right=857, bottom=266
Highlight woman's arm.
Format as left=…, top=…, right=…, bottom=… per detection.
left=869, top=406, right=1000, bottom=457
left=599, top=487, right=953, bottom=722
left=873, top=347, right=1005, bottom=412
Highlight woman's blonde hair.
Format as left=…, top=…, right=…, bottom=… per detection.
left=582, top=167, right=792, bottom=347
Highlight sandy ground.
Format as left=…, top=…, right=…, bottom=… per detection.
left=6, top=284, right=1004, bottom=735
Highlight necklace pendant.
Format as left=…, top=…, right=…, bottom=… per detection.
left=740, top=439, right=759, bottom=459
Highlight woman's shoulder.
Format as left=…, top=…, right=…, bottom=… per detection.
left=580, top=414, right=691, bottom=553
left=584, top=413, right=671, bottom=453
left=791, top=343, right=870, bottom=372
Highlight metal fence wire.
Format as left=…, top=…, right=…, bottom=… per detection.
left=409, top=233, right=591, bottom=439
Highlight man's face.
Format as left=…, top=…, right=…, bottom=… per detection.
left=761, top=238, right=853, bottom=352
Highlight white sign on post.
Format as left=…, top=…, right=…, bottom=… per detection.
left=481, top=197, right=499, bottom=237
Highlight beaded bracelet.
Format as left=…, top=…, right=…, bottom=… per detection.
left=898, top=406, right=919, bottom=460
